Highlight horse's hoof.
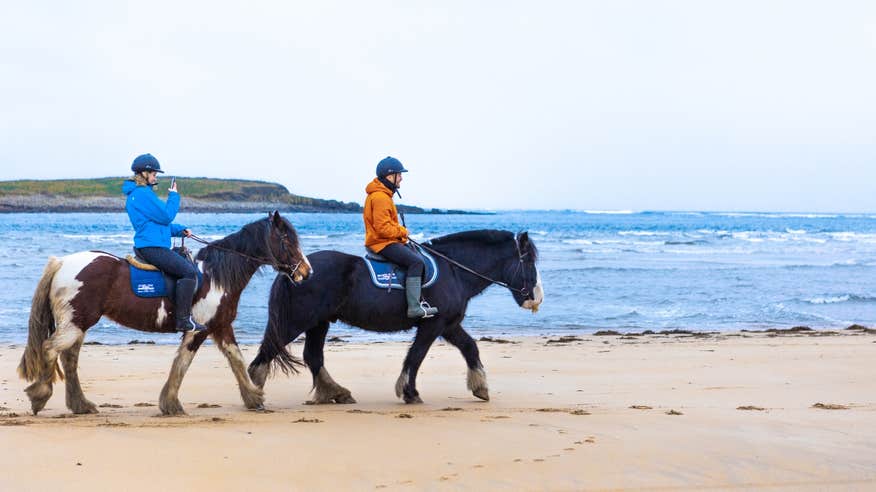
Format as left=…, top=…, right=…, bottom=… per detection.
left=334, top=394, right=357, bottom=404
left=473, top=388, right=490, bottom=401
left=404, top=395, right=424, bottom=404
left=249, top=404, right=269, bottom=413
left=25, top=382, right=52, bottom=415
left=72, top=405, right=99, bottom=415
left=161, top=409, right=188, bottom=417
left=159, top=400, right=187, bottom=416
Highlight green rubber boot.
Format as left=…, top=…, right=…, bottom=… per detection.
left=405, top=276, right=438, bottom=318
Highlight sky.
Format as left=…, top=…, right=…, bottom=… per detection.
left=1, top=1, right=874, bottom=212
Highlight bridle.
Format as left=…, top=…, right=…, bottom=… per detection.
left=186, top=220, right=303, bottom=282
left=409, top=235, right=532, bottom=297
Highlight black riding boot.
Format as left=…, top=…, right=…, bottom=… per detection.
left=175, top=278, right=207, bottom=332
left=405, top=276, right=438, bottom=318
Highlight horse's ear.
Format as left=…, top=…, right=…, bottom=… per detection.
left=271, top=210, right=282, bottom=227
left=518, top=231, right=530, bottom=246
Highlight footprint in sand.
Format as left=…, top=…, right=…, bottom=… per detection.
left=396, top=413, right=413, bottom=419
left=812, top=403, right=850, bottom=410
left=197, top=403, right=221, bottom=408
left=98, top=421, right=130, bottom=427
left=629, top=405, right=652, bottom=410
left=666, top=409, right=683, bottom=415
left=440, top=407, right=463, bottom=411
left=292, top=417, right=323, bottom=423
left=134, top=402, right=155, bottom=407
left=736, top=405, right=766, bottom=411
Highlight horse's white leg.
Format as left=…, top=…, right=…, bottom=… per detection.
left=443, top=324, right=490, bottom=401
left=26, top=325, right=84, bottom=415
left=60, top=334, right=98, bottom=414
left=215, top=338, right=265, bottom=410
left=159, top=332, right=200, bottom=416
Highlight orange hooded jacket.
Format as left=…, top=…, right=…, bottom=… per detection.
left=363, top=178, right=408, bottom=252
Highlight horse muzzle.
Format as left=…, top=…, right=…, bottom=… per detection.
left=522, top=299, right=542, bottom=313
left=291, top=258, right=313, bottom=283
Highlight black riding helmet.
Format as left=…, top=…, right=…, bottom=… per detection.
left=376, top=156, right=408, bottom=178
left=131, top=153, right=164, bottom=174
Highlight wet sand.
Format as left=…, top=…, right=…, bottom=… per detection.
left=1, top=330, right=875, bottom=490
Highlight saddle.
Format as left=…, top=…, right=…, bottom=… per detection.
left=126, top=247, right=202, bottom=299
left=363, top=244, right=438, bottom=290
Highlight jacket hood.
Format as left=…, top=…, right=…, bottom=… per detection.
left=365, top=178, right=393, bottom=197
left=122, top=179, right=139, bottom=196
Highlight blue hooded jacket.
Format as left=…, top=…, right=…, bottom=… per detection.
left=123, top=180, right=187, bottom=249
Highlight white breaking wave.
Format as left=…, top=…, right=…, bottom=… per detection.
left=581, top=210, right=635, bottom=215
left=618, top=231, right=671, bottom=237
left=806, top=295, right=850, bottom=304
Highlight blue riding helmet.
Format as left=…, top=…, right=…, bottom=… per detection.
left=131, top=153, right=164, bottom=174
left=376, top=156, right=408, bottom=178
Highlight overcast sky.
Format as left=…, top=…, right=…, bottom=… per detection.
left=1, top=1, right=874, bottom=212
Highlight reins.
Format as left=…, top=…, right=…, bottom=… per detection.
left=186, top=229, right=302, bottom=277
left=408, top=238, right=529, bottom=296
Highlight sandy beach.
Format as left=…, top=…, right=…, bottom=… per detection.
left=1, top=329, right=875, bottom=491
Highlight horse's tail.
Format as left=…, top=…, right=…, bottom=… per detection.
left=253, top=277, right=305, bottom=376
left=18, top=256, right=64, bottom=383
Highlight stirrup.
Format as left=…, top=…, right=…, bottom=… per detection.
left=417, top=301, right=438, bottom=319
left=176, top=317, right=207, bottom=333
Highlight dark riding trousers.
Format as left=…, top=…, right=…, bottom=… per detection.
left=135, top=247, right=197, bottom=281
left=377, top=243, right=425, bottom=279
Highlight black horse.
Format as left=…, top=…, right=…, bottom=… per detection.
left=247, top=230, right=543, bottom=404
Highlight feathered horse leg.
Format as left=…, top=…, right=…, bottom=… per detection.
left=61, top=336, right=99, bottom=414
left=214, top=330, right=264, bottom=410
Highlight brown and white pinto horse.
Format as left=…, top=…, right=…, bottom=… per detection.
left=18, top=211, right=311, bottom=416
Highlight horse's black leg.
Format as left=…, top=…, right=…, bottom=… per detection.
left=303, top=321, right=356, bottom=404
left=396, top=323, right=444, bottom=404
left=442, top=324, right=489, bottom=401
left=248, top=317, right=309, bottom=391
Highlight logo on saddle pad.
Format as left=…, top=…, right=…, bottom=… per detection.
left=363, top=247, right=438, bottom=290
left=128, top=263, right=203, bottom=298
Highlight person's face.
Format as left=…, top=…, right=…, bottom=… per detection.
left=143, top=171, right=158, bottom=185
left=387, top=172, right=403, bottom=187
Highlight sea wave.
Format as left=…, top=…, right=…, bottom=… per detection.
left=581, top=210, right=635, bottom=215
left=618, top=231, right=671, bottom=237
left=804, top=294, right=876, bottom=305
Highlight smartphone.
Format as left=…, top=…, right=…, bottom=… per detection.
left=170, top=177, right=176, bottom=189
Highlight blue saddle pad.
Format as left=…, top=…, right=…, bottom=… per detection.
left=363, top=246, right=438, bottom=290
left=129, top=264, right=202, bottom=298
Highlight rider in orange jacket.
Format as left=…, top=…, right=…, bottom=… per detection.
left=363, top=156, right=438, bottom=318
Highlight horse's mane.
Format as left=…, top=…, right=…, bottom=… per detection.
left=427, top=229, right=538, bottom=262
left=196, top=218, right=269, bottom=292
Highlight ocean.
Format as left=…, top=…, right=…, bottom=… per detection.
left=1, top=211, right=874, bottom=344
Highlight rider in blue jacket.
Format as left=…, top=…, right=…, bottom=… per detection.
left=123, top=153, right=206, bottom=332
